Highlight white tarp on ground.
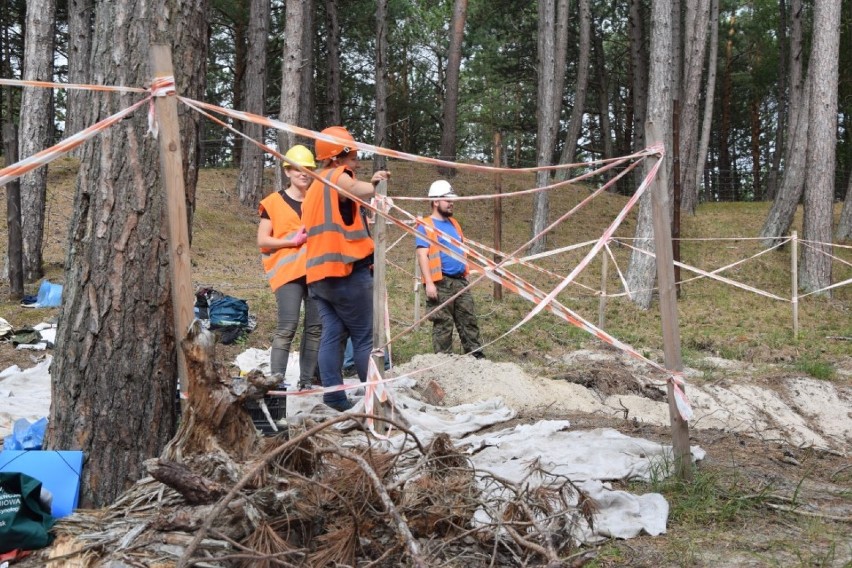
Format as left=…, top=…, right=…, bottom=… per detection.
left=0, top=356, right=52, bottom=438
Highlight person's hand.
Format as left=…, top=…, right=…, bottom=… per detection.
left=425, top=282, right=438, bottom=301
left=370, top=169, right=391, bottom=186
left=291, top=226, right=307, bottom=246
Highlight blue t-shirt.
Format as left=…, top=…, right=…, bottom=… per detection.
left=416, top=217, right=466, bottom=277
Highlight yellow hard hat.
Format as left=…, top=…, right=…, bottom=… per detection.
left=283, top=144, right=316, bottom=169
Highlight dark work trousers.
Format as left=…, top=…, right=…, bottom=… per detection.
left=427, top=276, right=482, bottom=355
left=308, top=265, right=373, bottom=405
left=272, top=279, right=321, bottom=386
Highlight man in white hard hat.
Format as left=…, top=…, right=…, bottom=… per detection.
left=415, top=180, right=484, bottom=358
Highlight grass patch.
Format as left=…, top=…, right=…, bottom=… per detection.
left=793, top=358, right=836, bottom=381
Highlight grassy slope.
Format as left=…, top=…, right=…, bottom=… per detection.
left=1, top=157, right=850, bottom=566
left=2, top=156, right=850, bottom=378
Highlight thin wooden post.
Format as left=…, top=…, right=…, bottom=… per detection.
left=3, top=123, right=24, bottom=300
left=371, top=180, right=391, bottom=434
left=647, top=122, right=691, bottom=481
left=413, top=254, right=421, bottom=329
left=150, top=45, right=194, bottom=398
left=598, top=250, right=608, bottom=329
left=492, top=131, right=503, bottom=301
left=672, top=100, right=682, bottom=295
left=791, top=231, right=798, bottom=340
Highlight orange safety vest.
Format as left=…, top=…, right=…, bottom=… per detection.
left=303, top=166, right=374, bottom=283
left=258, top=192, right=306, bottom=291
left=418, top=215, right=468, bottom=284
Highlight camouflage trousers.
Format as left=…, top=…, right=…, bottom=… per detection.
left=426, top=276, right=482, bottom=355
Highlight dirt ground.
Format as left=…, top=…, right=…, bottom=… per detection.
left=4, top=332, right=850, bottom=566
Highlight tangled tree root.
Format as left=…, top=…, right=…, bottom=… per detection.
left=40, top=325, right=598, bottom=567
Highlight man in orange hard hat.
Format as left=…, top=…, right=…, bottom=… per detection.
left=302, top=126, right=390, bottom=411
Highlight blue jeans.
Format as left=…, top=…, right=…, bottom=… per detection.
left=272, top=279, right=321, bottom=385
left=308, top=266, right=373, bottom=405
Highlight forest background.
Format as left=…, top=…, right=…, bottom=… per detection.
left=0, top=0, right=851, bottom=511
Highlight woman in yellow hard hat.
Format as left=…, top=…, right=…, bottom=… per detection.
left=257, top=144, right=321, bottom=391
left=302, top=126, right=390, bottom=411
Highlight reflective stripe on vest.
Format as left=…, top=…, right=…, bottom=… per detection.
left=418, top=215, right=467, bottom=284
left=259, top=192, right=306, bottom=290
left=303, top=167, right=374, bottom=283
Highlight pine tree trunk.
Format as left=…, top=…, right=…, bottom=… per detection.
left=626, top=0, right=673, bottom=309
left=764, top=0, right=788, bottom=201
left=65, top=0, right=93, bottom=144
left=47, top=0, right=206, bottom=507
left=279, top=0, right=305, bottom=155
left=628, top=0, right=648, bottom=192
left=19, top=0, right=55, bottom=282
left=717, top=16, right=734, bottom=200
left=298, top=0, right=315, bottom=132
left=374, top=0, right=389, bottom=172
left=556, top=0, right=590, bottom=178
left=761, top=69, right=811, bottom=246
left=530, top=0, right=568, bottom=254
left=592, top=22, right=613, bottom=181
left=325, top=0, right=341, bottom=126
left=800, top=0, right=840, bottom=294
left=784, top=0, right=804, bottom=169
left=237, top=0, right=269, bottom=209
left=438, top=0, right=467, bottom=176
left=678, top=0, right=711, bottom=214
left=837, top=173, right=852, bottom=240
left=231, top=9, right=248, bottom=167
left=694, top=0, right=719, bottom=203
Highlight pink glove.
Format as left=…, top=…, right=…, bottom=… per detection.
left=292, top=226, right=307, bottom=246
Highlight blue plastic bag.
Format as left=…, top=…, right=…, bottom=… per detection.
left=35, top=280, right=63, bottom=308
left=208, top=296, right=249, bottom=328
left=3, top=417, right=48, bottom=451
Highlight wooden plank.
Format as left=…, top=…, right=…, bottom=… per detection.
left=646, top=121, right=691, bottom=481
left=371, top=179, right=391, bottom=434
left=149, top=45, right=193, bottom=397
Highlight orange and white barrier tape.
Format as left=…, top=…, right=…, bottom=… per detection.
left=0, top=77, right=147, bottom=93
left=0, top=96, right=150, bottom=187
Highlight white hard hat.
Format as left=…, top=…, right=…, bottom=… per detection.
left=427, top=180, right=457, bottom=198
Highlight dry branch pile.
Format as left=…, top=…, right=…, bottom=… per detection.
left=40, top=324, right=598, bottom=567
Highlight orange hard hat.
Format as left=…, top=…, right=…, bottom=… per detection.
left=315, top=126, right=356, bottom=160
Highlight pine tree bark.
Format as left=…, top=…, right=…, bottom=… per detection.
left=531, top=0, right=568, bottom=254
left=231, top=4, right=248, bottom=167
left=626, top=0, right=673, bottom=309
left=325, top=0, right=341, bottom=126
left=764, top=0, right=788, bottom=201
left=237, top=0, right=269, bottom=209
left=65, top=0, right=93, bottom=143
left=374, top=0, right=389, bottom=172
left=784, top=0, right=804, bottom=170
left=19, top=0, right=55, bottom=282
left=279, top=0, right=305, bottom=155
left=761, top=68, right=811, bottom=246
left=837, top=173, right=852, bottom=240
left=592, top=22, right=613, bottom=179
left=556, top=0, right=590, bottom=178
left=800, top=0, right=840, bottom=294
left=438, top=0, right=467, bottom=176
left=297, top=0, right=314, bottom=132
left=694, top=0, right=719, bottom=202
left=47, top=0, right=207, bottom=507
left=628, top=0, right=648, bottom=186
left=678, top=0, right=712, bottom=214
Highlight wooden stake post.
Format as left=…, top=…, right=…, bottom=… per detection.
left=492, top=131, right=503, bottom=301
left=791, top=231, right=798, bottom=339
left=647, top=122, right=692, bottom=481
left=150, top=45, right=194, bottom=399
left=371, top=180, right=392, bottom=434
